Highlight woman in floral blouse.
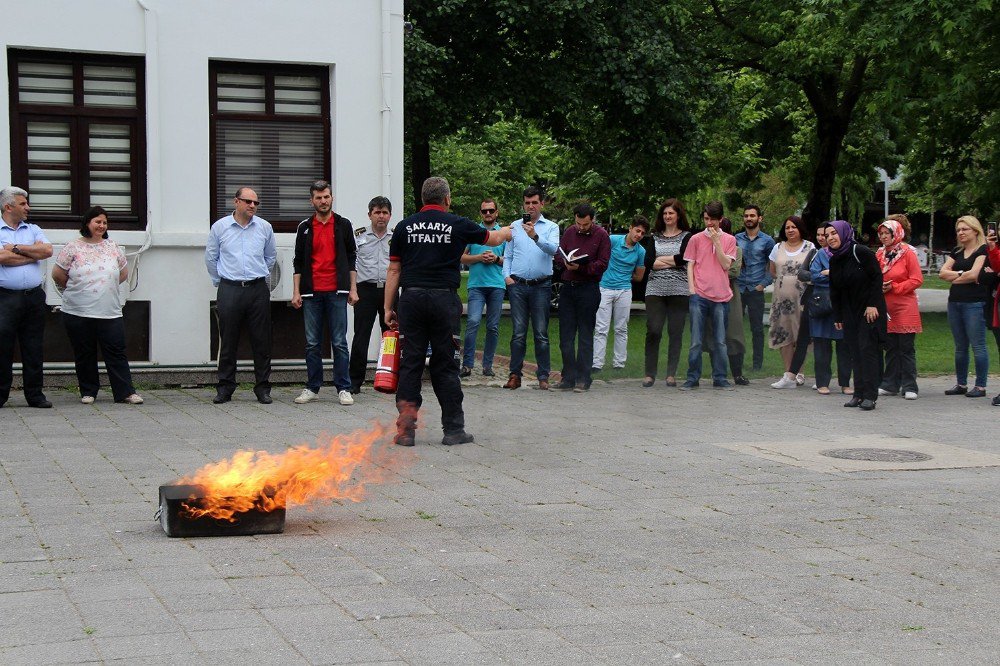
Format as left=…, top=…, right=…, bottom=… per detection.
left=769, top=215, right=815, bottom=389
left=52, top=206, right=143, bottom=405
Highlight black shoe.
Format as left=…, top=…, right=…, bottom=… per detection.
left=482, top=368, right=495, bottom=377
left=966, top=387, right=986, bottom=398
left=441, top=431, right=474, bottom=446
left=992, top=394, right=1000, bottom=406
left=27, top=398, right=52, bottom=408
left=641, top=378, right=654, bottom=388
left=459, top=367, right=472, bottom=378
left=944, top=384, right=968, bottom=395
left=213, top=390, right=233, bottom=404
left=573, top=382, right=591, bottom=393
left=351, top=386, right=362, bottom=395
left=552, top=381, right=575, bottom=391
left=254, top=389, right=272, bottom=404
left=844, top=396, right=862, bottom=408
left=394, top=433, right=415, bottom=447
left=734, top=375, right=750, bottom=386
left=859, top=399, right=877, bottom=411
left=591, top=366, right=601, bottom=373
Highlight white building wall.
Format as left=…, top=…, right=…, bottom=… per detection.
left=0, top=0, right=405, bottom=366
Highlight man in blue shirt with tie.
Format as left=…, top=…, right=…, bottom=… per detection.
left=734, top=205, right=775, bottom=378
left=0, top=186, right=54, bottom=408
left=205, top=187, right=277, bottom=404
left=502, top=186, right=560, bottom=390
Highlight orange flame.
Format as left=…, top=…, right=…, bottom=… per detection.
left=177, top=420, right=413, bottom=521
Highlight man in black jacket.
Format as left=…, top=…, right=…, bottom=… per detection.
left=291, top=180, right=358, bottom=405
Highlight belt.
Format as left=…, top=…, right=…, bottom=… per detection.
left=405, top=287, right=455, bottom=292
left=511, top=275, right=551, bottom=286
left=360, top=280, right=386, bottom=288
left=220, top=277, right=265, bottom=287
left=563, top=280, right=597, bottom=287
left=0, top=285, right=42, bottom=295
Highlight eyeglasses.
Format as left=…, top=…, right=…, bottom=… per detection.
left=237, top=198, right=260, bottom=206
left=480, top=208, right=496, bottom=215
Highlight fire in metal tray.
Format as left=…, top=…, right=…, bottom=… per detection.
left=156, top=420, right=412, bottom=537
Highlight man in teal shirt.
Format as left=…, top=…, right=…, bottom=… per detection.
left=461, top=198, right=507, bottom=377
left=593, top=216, right=647, bottom=371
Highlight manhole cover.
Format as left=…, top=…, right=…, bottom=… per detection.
left=819, top=448, right=932, bottom=462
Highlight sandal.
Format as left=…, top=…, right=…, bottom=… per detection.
left=817, top=387, right=831, bottom=395
left=664, top=377, right=677, bottom=387
left=642, top=377, right=654, bottom=388
left=841, top=387, right=854, bottom=395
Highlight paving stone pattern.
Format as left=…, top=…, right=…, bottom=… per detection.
left=1, top=377, right=998, bottom=664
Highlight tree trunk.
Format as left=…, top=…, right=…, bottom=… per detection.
left=410, top=135, right=431, bottom=210
left=801, top=115, right=849, bottom=232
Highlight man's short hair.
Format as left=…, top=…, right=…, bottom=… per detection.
left=421, top=177, right=451, bottom=205
left=522, top=185, right=544, bottom=201
left=233, top=186, right=256, bottom=200
left=703, top=201, right=724, bottom=219
left=631, top=215, right=650, bottom=233
left=310, top=180, right=332, bottom=195
left=481, top=197, right=497, bottom=207
left=0, top=186, right=28, bottom=211
left=573, top=203, right=596, bottom=220
left=743, top=204, right=762, bottom=217
left=368, top=196, right=392, bottom=214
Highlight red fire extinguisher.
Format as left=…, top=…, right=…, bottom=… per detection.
left=373, top=330, right=401, bottom=394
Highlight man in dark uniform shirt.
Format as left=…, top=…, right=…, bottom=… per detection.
left=384, top=177, right=511, bottom=447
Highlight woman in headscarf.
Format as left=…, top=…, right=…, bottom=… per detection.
left=826, top=220, right=886, bottom=411
left=875, top=216, right=923, bottom=400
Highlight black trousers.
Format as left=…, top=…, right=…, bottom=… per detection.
left=215, top=280, right=271, bottom=393
left=0, top=286, right=46, bottom=404
left=844, top=315, right=885, bottom=402
left=789, top=303, right=813, bottom=375
left=644, top=294, right=688, bottom=378
left=741, top=289, right=767, bottom=370
left=349, top=282, right=387, bottom=391
left=62, top=312, right=136, bottom=401
left=880, top=332, right=918, bottom=394
left=559, top=282, right=601, bottom=386
left=395, top=289, right=465, bottom=436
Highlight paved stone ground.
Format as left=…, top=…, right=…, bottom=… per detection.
left=1, top=375, right=998, bottom=664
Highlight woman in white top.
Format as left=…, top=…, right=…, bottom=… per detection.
left=52, top=207, right=143, bottom=405
left=768, top=215, right=815, bottom=388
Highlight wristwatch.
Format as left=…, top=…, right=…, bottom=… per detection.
left=11, top=244, right=21, bottom=255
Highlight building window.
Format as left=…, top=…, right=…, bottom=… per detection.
left=8, top=49, right=146, bottom=228
left=210, top=61, right=330, bottom=232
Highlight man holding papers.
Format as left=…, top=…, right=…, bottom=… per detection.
left=552, top=203, right=611, bottom=392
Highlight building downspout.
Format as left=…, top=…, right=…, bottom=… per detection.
left=133, top=0, right=159, bottom=259
left=380, top=0, right=399, bottom=197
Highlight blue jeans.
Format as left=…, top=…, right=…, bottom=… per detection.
left=686, top=294, right=729, bottom=384
left=303, top=292, right=351, bottom=392
left=507, top=280, right=551, bottom=380
left=948, top=300, right=989, bottom=387
left=463, top=287, right=505, bottom=370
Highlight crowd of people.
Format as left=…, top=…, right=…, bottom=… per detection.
left=2, top=182, right=999, bottom=436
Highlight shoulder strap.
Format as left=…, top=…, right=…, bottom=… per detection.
left=852, top=244, right=860, bottom=264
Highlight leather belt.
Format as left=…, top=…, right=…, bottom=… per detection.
left=220, top=277, right=265, bottom=287
left=562, top=280, right=597, bottom=287
left=405, top=287, right=455, bottom=292
left=360, top=280, right=386, bottom=288
left=510, top=275, right=551, bottom=286
left=0, top=285, right=42, bottom=295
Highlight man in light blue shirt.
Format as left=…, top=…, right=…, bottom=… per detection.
left=734, top=205, right=775, bottom=375
left=460, top=198, right=507, bottom=377
left=593, top=216, right=647, bottom=371
left=0, top=186, right=54, bottom=408
left=205, top=187, right=277, bottom=404
left=502, top=186, right=560, bottom=390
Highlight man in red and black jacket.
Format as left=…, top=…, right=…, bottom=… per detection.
left=384, top=177, right=511, bottom=447
left=291, top=180, right=358, bottom=406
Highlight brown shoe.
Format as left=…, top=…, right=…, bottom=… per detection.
left=537, top=380, right=550, bottom=391
left=503, top=374, right=521, bottom=389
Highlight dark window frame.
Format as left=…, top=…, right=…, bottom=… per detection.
left=209, top=60, right=331, bottom=233
left=7, top=48, right=146, bottom=229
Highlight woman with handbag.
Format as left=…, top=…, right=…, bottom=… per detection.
left=875, top=216, right=923, bottom=400
left=809, top=226, right=852, bottom=395
left=769, top=216, right=815, bottom=388
left=827, top=220, right=886, bottom=411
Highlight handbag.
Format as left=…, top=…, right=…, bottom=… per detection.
left=808, top=287, right=833, bottom=318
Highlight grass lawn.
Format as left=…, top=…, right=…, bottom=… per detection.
left=464, top=309, right=1000, bottom=381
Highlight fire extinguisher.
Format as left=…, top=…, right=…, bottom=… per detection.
left=373, top=330, right=401, bottom=394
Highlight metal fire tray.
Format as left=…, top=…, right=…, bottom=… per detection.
left=157, top=484, right=285, bottom=537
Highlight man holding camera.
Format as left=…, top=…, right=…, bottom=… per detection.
left=502, top=186, right=560, bottom=390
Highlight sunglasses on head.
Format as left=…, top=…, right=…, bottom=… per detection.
left=237, top=198, right=260, bottom=206
left=480, top=208, right=496, bottom=214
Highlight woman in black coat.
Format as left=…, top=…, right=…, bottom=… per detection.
left=826, top=220, right=887, bottom=411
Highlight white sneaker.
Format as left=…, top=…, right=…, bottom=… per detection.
left=123, top=394, right=144, bottom=404
left=771, top=375, right=797, bottom=389
left=80, top=395, right=95, bottom=404
left=877, top=388, right=893, bottom=396
left=903, top=391, right=918, bottom=400
left=795, top=373, right=805, bottom=386
left=338, top=390, right=355, bottom=406
left=294, top=388, right=318, bottom=404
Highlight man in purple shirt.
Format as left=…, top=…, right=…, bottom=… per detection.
left=552, top=203, right=611, bottom=392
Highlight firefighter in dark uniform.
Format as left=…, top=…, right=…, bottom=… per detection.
left=384, top=177, right=511, bottom=446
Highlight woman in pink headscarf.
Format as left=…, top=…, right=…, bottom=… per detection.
left=875, top=216, right=923, bottom=400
